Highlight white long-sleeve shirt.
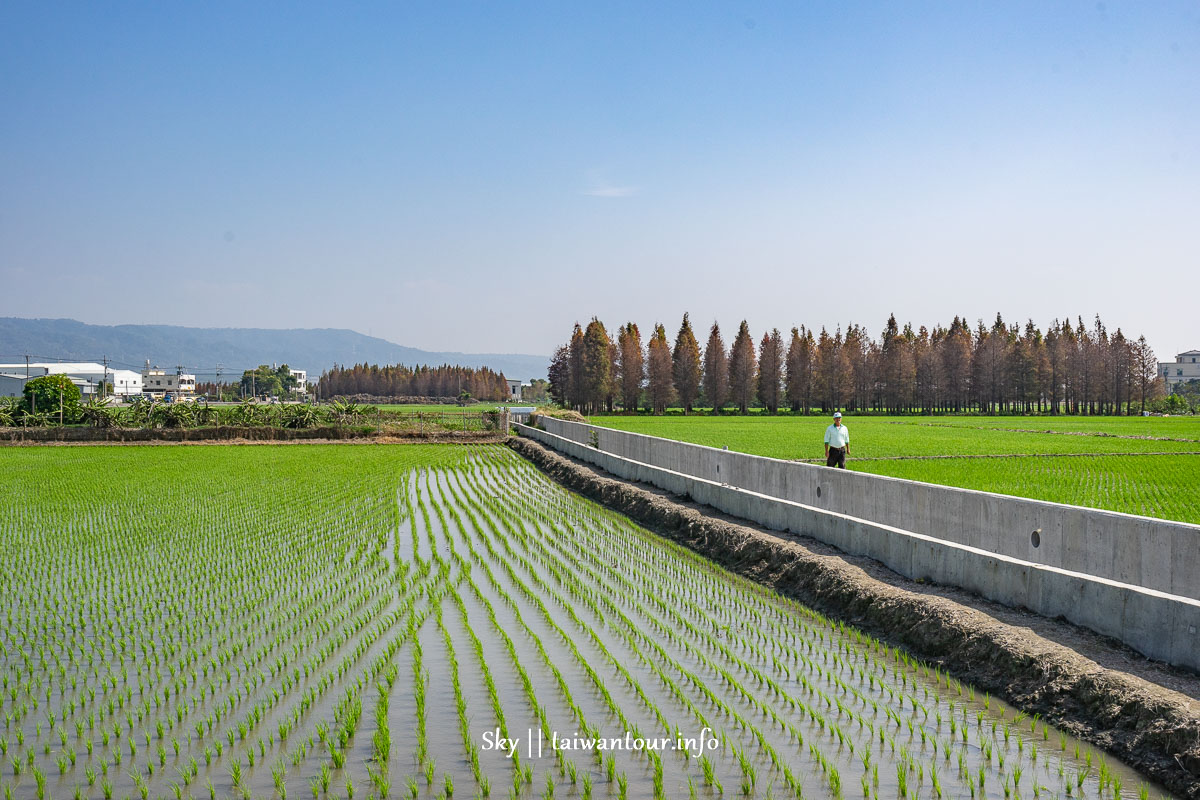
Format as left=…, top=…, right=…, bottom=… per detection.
left=824, top=423, right=850, bottom=448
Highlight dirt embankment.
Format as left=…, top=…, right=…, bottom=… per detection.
left=0, top=426, right=506, bottom=445
left=507, top=436, right=1200, bottom=798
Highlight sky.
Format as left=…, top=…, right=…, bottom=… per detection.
left=1, top=2, right=1197, bottom=358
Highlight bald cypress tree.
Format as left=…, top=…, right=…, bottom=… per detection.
left=785, top=326, right=814, bottom=414
left=703, top=322, right=728, bottom=414
left=605, top=336, right=619, bottom=412
left=728, top=320, right=757, bottom=414
left=757, top=328, right=783, bottom=413
left=1133, top=335, right=1158, bottom=414
left=672, top=313, right=702, bottom=414
left=582, top=317, right=611, bottom=415
left=548, top=344, right=570, bottom=407
left=941, top=317, right=973, bottom=412
left=616, top=323, right=644, bottom=412
left=567, top=323, right=585, bottom=411
left=647, top=324, right=675, bottom=414
left=815, top=327, right=848, bottom=412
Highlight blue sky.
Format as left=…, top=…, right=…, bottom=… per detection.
left=1, top=2, right=1197, bottom=357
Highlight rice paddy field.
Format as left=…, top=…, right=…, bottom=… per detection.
left=0, top=444, right=1177, bottom=800
left=588, top=416, right=1200, bottom=524
left=371, top=405, right=507, bottom=413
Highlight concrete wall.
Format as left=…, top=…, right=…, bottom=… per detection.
left=534, top=417, right=1200, bottom=602
left=516, top=421, right=1200, bottom=671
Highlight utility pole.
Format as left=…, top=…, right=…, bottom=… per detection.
left=102, top=356, right=109, bottom=400
left=215, top=364, right=223, bottom=401
left=25, top=354, right=30, bottom=378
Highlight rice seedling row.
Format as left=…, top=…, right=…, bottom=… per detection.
left=0, top=444, right=1177, bottom=799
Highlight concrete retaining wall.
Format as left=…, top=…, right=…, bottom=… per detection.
left=516, top=421, right=1200, bottom=671
left=534, top=417, right=1200, bottom=602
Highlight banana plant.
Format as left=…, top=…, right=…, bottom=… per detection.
left=80, top=398, right=119, bottom=429
left=149, top=402, right=195, bottom=429
left=0, top=399, right=17, bottom=426
left=191, top=398, right=217, bottom=427
left=280, top=404, right=320, bottom=429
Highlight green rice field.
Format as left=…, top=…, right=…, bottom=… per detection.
left=371, top=404, right=509, bottom=412
left=589, top=416, right=1200, bottom=524
left=0, top=444, right=1175, bottom=800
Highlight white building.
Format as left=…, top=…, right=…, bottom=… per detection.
left=0, top=362, right=143, bottom=397
left=505, top=379, right=523, bottom=401
left=288, top=368, right=308, bottom=394
left=0, top=373, right=32, bottom=398
left=142, top=363, right=196, bottom=399
left=1159, top=350, right=1200, bottom=390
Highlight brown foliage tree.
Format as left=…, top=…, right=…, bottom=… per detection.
left=702, top=322, right=728, bottom=413
left=672, top=313, right=702, bottom=413
left=568, top=323, right=585, bottom=411
left=728, top=321, right=757, bottom=414
left=646, top=323, right=675, bottom=414
left=616, top=323, right=644, bottom=411
left=318, top=363, right=510, bottom=401
left=785, top=326, right=815, bottom=414
left=757, top=329, right=783, bottom=413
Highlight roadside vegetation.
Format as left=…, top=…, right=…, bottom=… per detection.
left=0, top=392, right=506, bottom=434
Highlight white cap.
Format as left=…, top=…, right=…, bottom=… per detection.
left=833, top=412, right=842, bottom=418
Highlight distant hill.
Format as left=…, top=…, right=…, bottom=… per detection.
left=0, top=318, right=549, bottom=382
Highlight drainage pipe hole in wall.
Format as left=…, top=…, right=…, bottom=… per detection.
left=1031, top=529, right=1041, bottom=548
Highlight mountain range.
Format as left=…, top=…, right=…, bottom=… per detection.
left=0, top=318, right=549, bottom=382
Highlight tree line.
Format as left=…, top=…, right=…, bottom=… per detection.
left=317, top=363, right=511, bottom=401
left=549, top=313, right=1166, bottom=415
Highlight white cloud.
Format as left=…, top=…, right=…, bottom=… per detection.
left=582, top=169, right=639, bottom=198
left=583, top=184, right=639, bottom=197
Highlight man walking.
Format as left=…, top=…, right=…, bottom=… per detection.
left=824, top=412, right=849, bottom=468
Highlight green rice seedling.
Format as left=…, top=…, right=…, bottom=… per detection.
left=0, top=443, right=1172, bottom=800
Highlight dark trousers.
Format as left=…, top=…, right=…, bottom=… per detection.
left=826, top=446, right=846, bottom=469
